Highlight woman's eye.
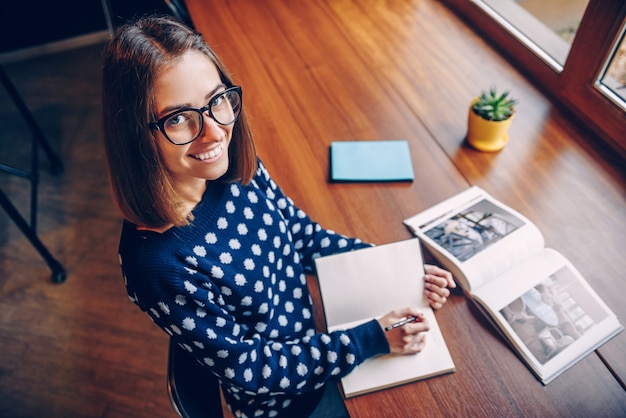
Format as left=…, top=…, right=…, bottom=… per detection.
left=212, top=92, right=227, bottom=107
left=165, top=112, right=190, bottom=127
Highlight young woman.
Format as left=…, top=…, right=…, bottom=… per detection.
left=102, top=15, right=455, bottom=418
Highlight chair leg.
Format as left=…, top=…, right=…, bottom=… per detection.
left=0, top=65, right=63, bottom=174
left=0, top=188, right=66, bottom=283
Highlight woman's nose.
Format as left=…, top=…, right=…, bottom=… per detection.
left=199, top=112, right=222, bottom=142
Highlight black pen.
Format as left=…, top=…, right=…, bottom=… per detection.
left=384, top=315, right=420, bottom=332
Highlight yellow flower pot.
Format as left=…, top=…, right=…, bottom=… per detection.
left=467, top=101, right=514, bottom=152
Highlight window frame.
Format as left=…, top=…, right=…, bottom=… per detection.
left=442, top=0, right=626, bottom=160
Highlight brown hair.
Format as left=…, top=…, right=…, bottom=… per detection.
left=102, top=15, right=257, bottom=228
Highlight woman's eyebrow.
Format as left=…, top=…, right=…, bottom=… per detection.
left=205, top=84, right=227, bottom=102
left=158, top=84, right=227, bottom=116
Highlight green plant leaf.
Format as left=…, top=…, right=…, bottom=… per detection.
left=472, top=88, right=517, bottom=121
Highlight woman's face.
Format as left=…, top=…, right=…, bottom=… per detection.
left=152, top=51, right=234, bottom=195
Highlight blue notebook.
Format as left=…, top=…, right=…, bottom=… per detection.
left=329, top=140, right=414, bottom=182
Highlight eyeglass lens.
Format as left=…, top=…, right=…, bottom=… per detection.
left=163, top=89, right=241, bottom=144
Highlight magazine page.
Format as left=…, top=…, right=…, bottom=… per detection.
left=472, top=248, right=623, bottom=384
left=404, top=186, right=544, bottom=292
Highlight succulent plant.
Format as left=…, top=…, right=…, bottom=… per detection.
left=472, top=88, right=517, bottom=121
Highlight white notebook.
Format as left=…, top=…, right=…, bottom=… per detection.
left=314, top=239, right=455, bottom=397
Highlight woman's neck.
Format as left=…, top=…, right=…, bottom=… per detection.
left=137, top=179, right=208, bottom=234
left=176, top=178, right=207, bottom=211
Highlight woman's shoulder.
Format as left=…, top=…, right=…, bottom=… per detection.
left=119, top=219, right=184, bottom=265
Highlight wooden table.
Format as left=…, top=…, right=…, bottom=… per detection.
left=186, top=0, right=626, bottom=416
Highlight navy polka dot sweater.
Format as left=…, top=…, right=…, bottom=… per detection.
left=119, top=161, right=389, bottom=417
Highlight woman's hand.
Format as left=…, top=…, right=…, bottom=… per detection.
left=424, top=264, right=456, bottom=310
left=377, top=308, right=430, bottom=355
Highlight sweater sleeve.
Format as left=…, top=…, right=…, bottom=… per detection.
left=253, top=161, right=372, bottom=271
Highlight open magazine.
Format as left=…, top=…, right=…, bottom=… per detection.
left=403, top=186, right=622, bottom=384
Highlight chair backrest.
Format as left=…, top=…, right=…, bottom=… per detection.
left=102, top=0, right=194, bottom=35
left=167, top=338, right=224, bottom=418
left=163, top=0, right=193, bottom=26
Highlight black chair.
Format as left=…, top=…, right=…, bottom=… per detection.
left=167, top=338, right=224, bottom=418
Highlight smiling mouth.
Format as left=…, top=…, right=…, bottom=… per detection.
left=190, top=143, right=224, bottom=161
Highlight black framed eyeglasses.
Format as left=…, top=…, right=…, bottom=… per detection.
left=150, top=86, right=242, bottom=145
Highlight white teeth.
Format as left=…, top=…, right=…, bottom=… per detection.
left=192, top=143, right=223, bottom=160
